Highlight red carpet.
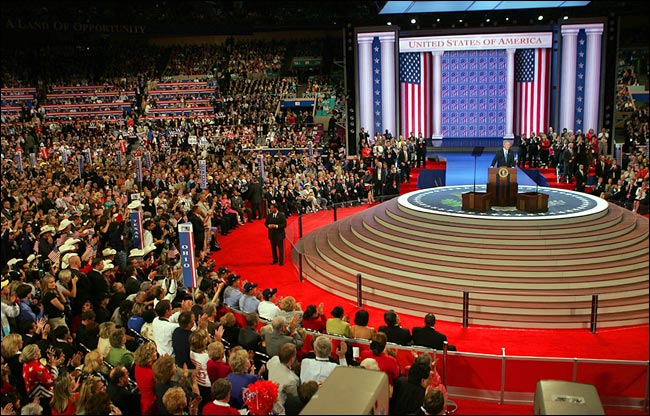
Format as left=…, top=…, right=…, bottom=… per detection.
left=210, top=172, right=648, bottom=415
left=211, top=208, right=648, bottom=361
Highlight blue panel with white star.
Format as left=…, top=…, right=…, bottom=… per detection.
left=574, top=29, right=587, bottom=132
left=372, top=36, right=382, bottom=134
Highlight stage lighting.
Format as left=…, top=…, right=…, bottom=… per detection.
left=538, top=15, right=544, bottom=21
left=410, top=18, right=416, bottom=24
left=563, top=15, right=569, bottom=20
left=387, top=21, right=392, bottom=26
left=486, top=18, right=490, bottom=22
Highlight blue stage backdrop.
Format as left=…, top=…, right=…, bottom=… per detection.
left=441, top=50, right=507, bottom=138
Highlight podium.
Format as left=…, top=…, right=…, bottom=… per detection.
left=517, top=192, right=549, bottom=212
left=487, top=167, right=518, bottom=206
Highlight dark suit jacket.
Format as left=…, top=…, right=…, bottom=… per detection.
left=411, top=326, right=447, bottom=350
left=378, top=325, right=411, bottom=346
left=491, top=148, right=516, bottom=168
left=265, top=212, right=286, bottom=241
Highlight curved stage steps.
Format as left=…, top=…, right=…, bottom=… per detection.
left=293, top=187, right=649, bottom=329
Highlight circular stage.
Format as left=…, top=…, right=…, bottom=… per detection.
left=401, top=185, right=608, bottom=219
left=294, top=186, right=649, bottom=329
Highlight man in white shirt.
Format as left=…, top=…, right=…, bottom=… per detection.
left=267, top=343, right=300, bottom=408
left=300, top=336, right=347, bottom=384
left=257, top=288, right=280, bottom=321
left=151, top=299, right=179, bottom=356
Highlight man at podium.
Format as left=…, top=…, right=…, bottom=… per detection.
left=490, top=140, right=517, bottom=168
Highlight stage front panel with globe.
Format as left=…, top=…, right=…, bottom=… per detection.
left=293, top=187, right=649, bottom=329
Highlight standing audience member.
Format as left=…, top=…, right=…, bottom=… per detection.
left=266, top=343, right=300, bottom=409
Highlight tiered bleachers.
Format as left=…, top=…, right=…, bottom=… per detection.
left=0, top=86, right=36, bottom=120
left=41, top=85, right=135, bottom=121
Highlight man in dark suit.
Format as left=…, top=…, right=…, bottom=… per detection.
left=378, top=309, right=411, bottom=346
left=412, top=313, right=449, bottom=351
left=264, top=203, right=286, bottom=266
left=398, top=145, right=411, bottom=183
left=373, top=161, right=387, bottom=199
left=490, top=140, right=516, bottom=168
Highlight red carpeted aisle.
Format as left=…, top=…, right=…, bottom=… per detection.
left=210, top=208, right=648, bottom=361
left=209, top=169, right=648, bottom=415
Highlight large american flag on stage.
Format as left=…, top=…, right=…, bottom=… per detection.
left=400, top=52, right=432, bottom=139
left=514, top=48, right=550, bottom=137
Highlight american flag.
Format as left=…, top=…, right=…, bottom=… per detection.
left=48, top=248, right=60, bottom=264
left=574, top=29, right=587, bottom=131
left=400, top=52, right=432, bottom=139
left=514, top=48, right=550, bottom=137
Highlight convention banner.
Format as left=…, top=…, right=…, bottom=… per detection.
left=135, top=156, right=142, bottom=183
left=116, top=151, right=122, bottom=167
left=144, top=151, right=151, bottom=169
left=83, top=150, right=91, bottom=164
left=178, top=223, right=197, bottom=288
left=61, top=147, right=67, bottom=164
left=199, top=160, right=207, bottom=190
left=29, top=153, right=36, bottom=169
left=15, top=153, right=23, bottom=172
left=119, top=140, right=127, bottom=153
left=129, top=209, right=144, bottom=249
left=77, top=155, right=84, bottom=179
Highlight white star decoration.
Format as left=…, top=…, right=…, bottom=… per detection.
left=375, top=90, right=380, bottom=96
left=578, top=73, right=584, bottom=79
left=374, top=46, right=379, bottom=52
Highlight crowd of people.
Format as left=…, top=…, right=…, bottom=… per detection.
left=1, top=29, right=648, bottom=416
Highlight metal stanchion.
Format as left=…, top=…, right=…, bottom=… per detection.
left=443, top=341, right=458, bottom=414
left=590, top=294, right=599, bottom=333
left=500, top=347, right=506, bottom=405
left=298, top=253, right=303, bottom=282
left=356, top=273, right=362, bottom=307
left=298, top=213, right=303, bottom=238
left=462, top=291, right=469, bottom=328
left=333, top=204, right=338, bottom=222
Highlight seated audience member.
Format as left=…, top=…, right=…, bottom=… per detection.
left=201, top=378, right=240, bottom=415
left=361, top=332, right=400, bottom=385
left=267, top=343, right=300, bottom=408
left=258, top=288, right=281, bottom=321
left=390, top=362, right=431, bottom=415
left=350, top=309, right=375, bottom=340
left=238, top=282, right=260, bottom=314
left=222, top=274, right=243, bottom=309
left=206, top=341, right=232, bottom=383
left=237, top=313, right=263, bottom=352
left=226, top=348, right=264, bottom=409
left=325, top=305, right=351, bottom=338
left=412, top=313, right=455, bottom=351
left=263, top=315, right=304, bottom=358
left=378, top=309, right=411, bottom=346
left=284, top=380, right=319, bottom=415
left=278, top=296, right=303, bottom=324
left=299, top=335, right=347, bottom=384
left=300, top=303, right=326, bottom=333
left=219, top=312, right=240, bottom=347
left=419, top=387, right=447, bottom=415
